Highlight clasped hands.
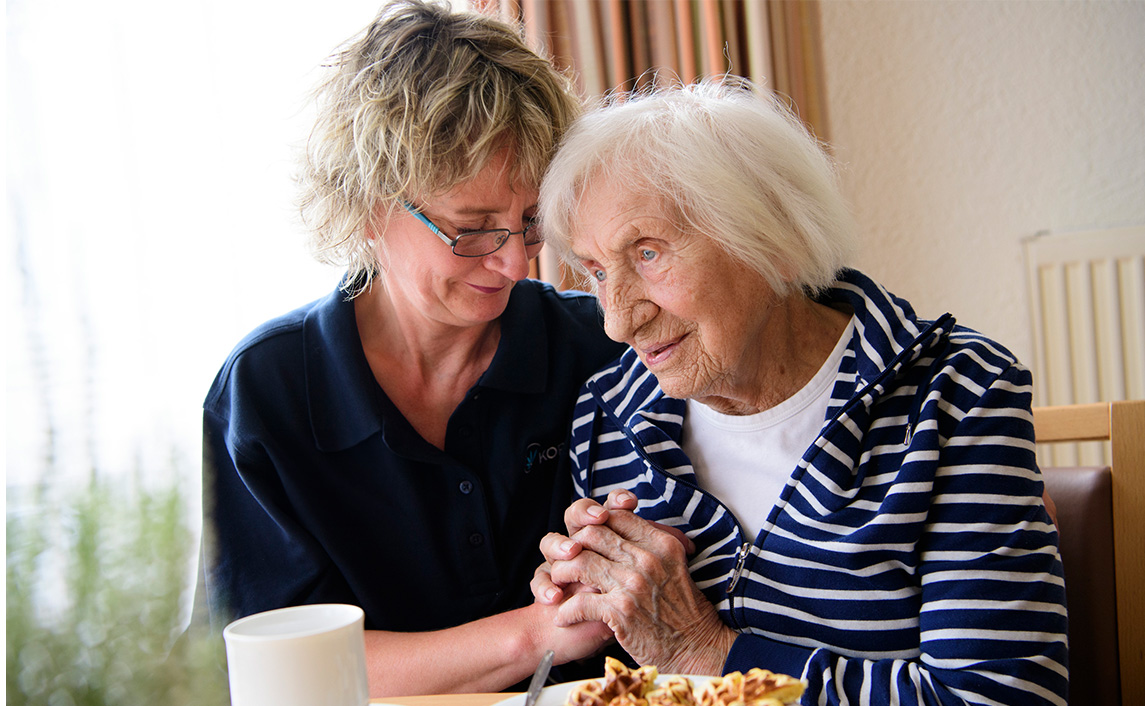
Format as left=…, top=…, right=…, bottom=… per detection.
left=531, top=489, right=737, bottom=676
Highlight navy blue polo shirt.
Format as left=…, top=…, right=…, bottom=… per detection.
left=202, top=278, right=624, bottom=632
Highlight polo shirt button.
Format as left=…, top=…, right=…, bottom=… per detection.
left=469, top=532, right=485, bottom=546
left=459, top=480, right=474, bottom=495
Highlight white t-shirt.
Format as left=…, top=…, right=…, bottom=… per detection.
left=682, top=318, right=854, bottom=538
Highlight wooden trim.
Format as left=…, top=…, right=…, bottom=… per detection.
left=374, top=694, right=510, bottom=706
left=1110, top=400, right=1145, bottom=703
left=1032, top=401, right=1111, bottom=443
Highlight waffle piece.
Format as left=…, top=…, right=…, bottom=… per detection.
left=609, top=693, right=649, bottom=706
left=743, top=668, right=803, bottom=704
left=567, top=660, right=802, bottom=706
left=567, top=658, right=657, bottom=706
left=645, top=676, right=698, bottom=706
left=566, top=679, right=610, bottom=706
left=697, top=669, right=804, bottom=706
left=609, top=657, right=658, bottom=700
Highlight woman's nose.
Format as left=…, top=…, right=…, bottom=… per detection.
left=601, top=283, right=653, bottom=344
left=482, top=234, right=531, bottom=282
left=602, top=305, right=629, bottom=343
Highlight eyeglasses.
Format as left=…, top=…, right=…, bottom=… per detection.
left=401, top=202, right=544, bottom=258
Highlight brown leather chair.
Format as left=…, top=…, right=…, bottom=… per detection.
left=1042, top=465, right=1118, bottom=704
left=1034, top=400, right=1145, bottom=706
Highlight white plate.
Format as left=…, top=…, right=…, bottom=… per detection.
left=492, top=674, right=718, bottom=706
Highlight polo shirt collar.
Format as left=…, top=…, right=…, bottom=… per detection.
left=303, top=286, right=379, bottom=452
left=304, top=279, right=549, bottom=452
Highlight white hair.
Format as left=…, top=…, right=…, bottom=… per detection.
left=538, top=77, right=856, bottom=297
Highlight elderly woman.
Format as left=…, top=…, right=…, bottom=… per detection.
left=201, top=0, right=623, bottom=696
left=532, top=79, right=1067, bottom=705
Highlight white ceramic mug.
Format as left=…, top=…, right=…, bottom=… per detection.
left=223, top=603, right=369, bottom=706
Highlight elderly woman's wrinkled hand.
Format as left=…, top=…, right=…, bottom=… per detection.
left=532, top=490, right=695, bottom=606
left=531, top=490, right=636, bottom=606
left=541, top=508, right=735, bottom=676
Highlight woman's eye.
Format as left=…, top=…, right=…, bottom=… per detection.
left=639, top=249, right=657, bottom=261
left=592, top=269, right=606, bottom=282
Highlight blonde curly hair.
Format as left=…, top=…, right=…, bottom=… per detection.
left=298, top=0, right=580, bottom=295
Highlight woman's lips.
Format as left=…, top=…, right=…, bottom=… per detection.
left=641, top=338, right=680, bottom=366
left=469, top=283, right=507, bottom=295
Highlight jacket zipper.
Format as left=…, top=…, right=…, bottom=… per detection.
left=726, top=542, right=752, bottom=594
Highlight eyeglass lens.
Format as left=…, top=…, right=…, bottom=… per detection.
left=452, top=223, right=543, bottom=257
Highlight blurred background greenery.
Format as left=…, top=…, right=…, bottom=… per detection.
left=6, top=210, right=231, bottom=704
left=6, top=474, right=230, bottom=705
left=6, top=167, right=232, bottom=705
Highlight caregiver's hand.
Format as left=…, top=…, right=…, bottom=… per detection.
left=544, top=508, right=735, bottom=676
left=532, top=490, right=694, bottom=605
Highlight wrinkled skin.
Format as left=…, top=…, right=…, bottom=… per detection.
left=532, top=490, right=734, bottom=675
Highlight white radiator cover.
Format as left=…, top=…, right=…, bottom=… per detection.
left=1024, top=226, right=1145, bottom=466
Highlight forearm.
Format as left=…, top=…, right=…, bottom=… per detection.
left=363, top=602, right=607, bottom=697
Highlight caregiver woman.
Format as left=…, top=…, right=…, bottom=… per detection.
left=202, top=0, right=623, bottom=696
left=532, top=78, right=1067, bottom=705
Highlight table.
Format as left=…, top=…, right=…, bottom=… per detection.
left=374, top=693, right=518, bottom=706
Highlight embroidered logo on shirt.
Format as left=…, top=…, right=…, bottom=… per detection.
left=525, top=442, right=562, bottom=473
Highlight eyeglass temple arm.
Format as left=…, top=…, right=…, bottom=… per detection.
left=401, top=201, right=454, bottom=246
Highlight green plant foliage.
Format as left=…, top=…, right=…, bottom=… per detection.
left=6, top=478, right=230, bottom=706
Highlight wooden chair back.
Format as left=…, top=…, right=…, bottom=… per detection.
left=1034, top=400, right=1145, bottom=705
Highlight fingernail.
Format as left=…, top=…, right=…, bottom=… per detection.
left=617, top=491, right=635, bottom=503
left=560, top=539, right=576, bottom=553
left=545, top=587, right=560, bottom=602
left=587, top=505, right=605, bottom=518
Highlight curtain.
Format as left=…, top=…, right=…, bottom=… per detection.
left=471, top=0, right=829, bottom=288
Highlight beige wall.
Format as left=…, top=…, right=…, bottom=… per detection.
left=818, top=0, right=1145, bottom=372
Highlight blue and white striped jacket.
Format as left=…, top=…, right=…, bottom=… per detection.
left=568, top=269, right=1068, bottom=706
